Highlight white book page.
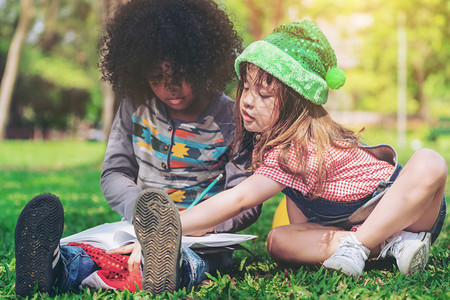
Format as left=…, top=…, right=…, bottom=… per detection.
left=182, top=233, right=257, bottom=248
left=60, top=221, right=257, bottom=250
left=60, top=221, right=136, bottom=250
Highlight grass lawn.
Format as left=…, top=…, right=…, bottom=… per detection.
left=0, top=133, right=448, bottom=299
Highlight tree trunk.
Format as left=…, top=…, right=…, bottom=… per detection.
left=99, top=0, right=130, bottom=140
left=244, top=0, right=263, bottom=40
left=412, top=63, right=430, bottom=122
left=40, top=0, right=60, bottom=52
left=244, top=0, right=284, bottom=40
left=272, top=0, right=284, bottom=29
left=0, top=0, right=35, bottom=141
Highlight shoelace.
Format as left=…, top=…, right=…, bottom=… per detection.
left=378, top=236, right=403, bottom=259
left=335, top=236, right=369, bottom=261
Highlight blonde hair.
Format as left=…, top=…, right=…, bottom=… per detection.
left=232, top=63, right=363, bottom=197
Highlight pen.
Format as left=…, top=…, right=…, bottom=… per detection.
left=185, top=173, right=223, bottom=211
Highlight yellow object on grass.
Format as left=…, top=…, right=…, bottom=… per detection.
left=272, top=196, right=290, bottom=228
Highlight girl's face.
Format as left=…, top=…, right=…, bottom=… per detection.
left=239, top=65, right=280, bottom=133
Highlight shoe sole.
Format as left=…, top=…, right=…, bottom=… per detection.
left=418, top=232, right=431, bottom=260
left=323, top=257, right=362, bottom=277
left=15, top=194, right=64, bottom=297
left=398, top=235, right=430, bottom=275
left=133, top=188, right=181, bottom=295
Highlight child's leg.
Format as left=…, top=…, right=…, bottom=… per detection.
left=322, top=149, right=446, bottom=276
left=269, top=197, right=351, bottom=265
left=354, top=149, right=447, bottom=251
left=59, top=246, right=100, bottom=291
left=179, top=247, right=234, bottom=290
left=267, top=223, right=349, bottom=265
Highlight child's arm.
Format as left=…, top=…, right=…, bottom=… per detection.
left=101, top=99, right=141, bottom=221
left=181, top=174, right=285, bottom=235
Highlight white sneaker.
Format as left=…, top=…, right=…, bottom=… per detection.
left=323, top=233, right=370, bottom=276
left=378, top=231, right=431, bottom=276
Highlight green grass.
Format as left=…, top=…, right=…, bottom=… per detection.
left=0, top=133, right=449, bottom=299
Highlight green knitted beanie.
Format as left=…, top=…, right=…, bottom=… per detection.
left=235, top=20, right=346, bottom=105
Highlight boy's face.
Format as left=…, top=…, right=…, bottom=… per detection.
left=239, top=65, right=279, bottom=133
left=147, top=62, right=197, bottom=118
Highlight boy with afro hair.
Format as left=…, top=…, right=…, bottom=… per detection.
left=14, top=0, right=261, bottom=296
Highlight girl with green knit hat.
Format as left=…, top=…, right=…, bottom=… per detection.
left=178, top=20, right=447, bottom=277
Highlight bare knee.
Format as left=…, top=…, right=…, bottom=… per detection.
left=408, top=149, right=447, bottom=187
left=267, top=226, right=284, bottom=260
left=267, top=225, right=303, bottom=260
left=267, top=224, right=338, bottom=261
left=268, top=226, right=346, bottom=264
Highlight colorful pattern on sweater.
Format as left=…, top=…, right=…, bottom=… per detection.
left=132, top=100, right=229, bottom=207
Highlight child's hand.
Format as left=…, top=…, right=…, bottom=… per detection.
left=106, top=241, right=142, bottom=273
left=186, top=227, right=214, bottom=237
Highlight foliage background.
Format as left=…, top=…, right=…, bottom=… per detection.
left=1, top=0, right=449, bottom=136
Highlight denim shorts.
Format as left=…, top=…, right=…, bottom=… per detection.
left=283, top=144, right=446, bottom=244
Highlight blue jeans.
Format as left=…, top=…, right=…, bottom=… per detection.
left=59, top=245, right=233, bottom=291
left=180, top=246, right=233, bottom=290
left=59, top=246, right=99, bottom=291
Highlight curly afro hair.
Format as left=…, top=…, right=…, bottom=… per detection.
left=98, top=0, right=243, bottom=104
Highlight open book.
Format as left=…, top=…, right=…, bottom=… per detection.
left=60, top=220, right=257, bottom=250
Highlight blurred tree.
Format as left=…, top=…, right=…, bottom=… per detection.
left=10, top=73, right=90, bottom=137
left=1, top=0, right=448, bottom=141
left=0, top=0, right=103, bottom=140
left=39, top=0, right=60, bottom=52
left=98, top=0, right=131, bottom=141
left=224, top=0, right=289, bottom=43
left=0, top=0, right=35, bottom=141
left=406, top=0, right=450, bottom=121
left=244, top=0, right=284, bottom=40
left=355, top=0, right=450, bottom=121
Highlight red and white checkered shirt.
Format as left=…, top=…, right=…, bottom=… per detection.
left=254, top=142, right=396, bottom=202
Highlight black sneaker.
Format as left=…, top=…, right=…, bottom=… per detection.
left=133, top=188, right=182, bottom=295
left=15, top=193, right=65, bottom=297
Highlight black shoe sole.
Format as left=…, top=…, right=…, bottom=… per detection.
left=133, top=188, right=181, bottom=295
left=15, top=194, right=64, bottom=297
